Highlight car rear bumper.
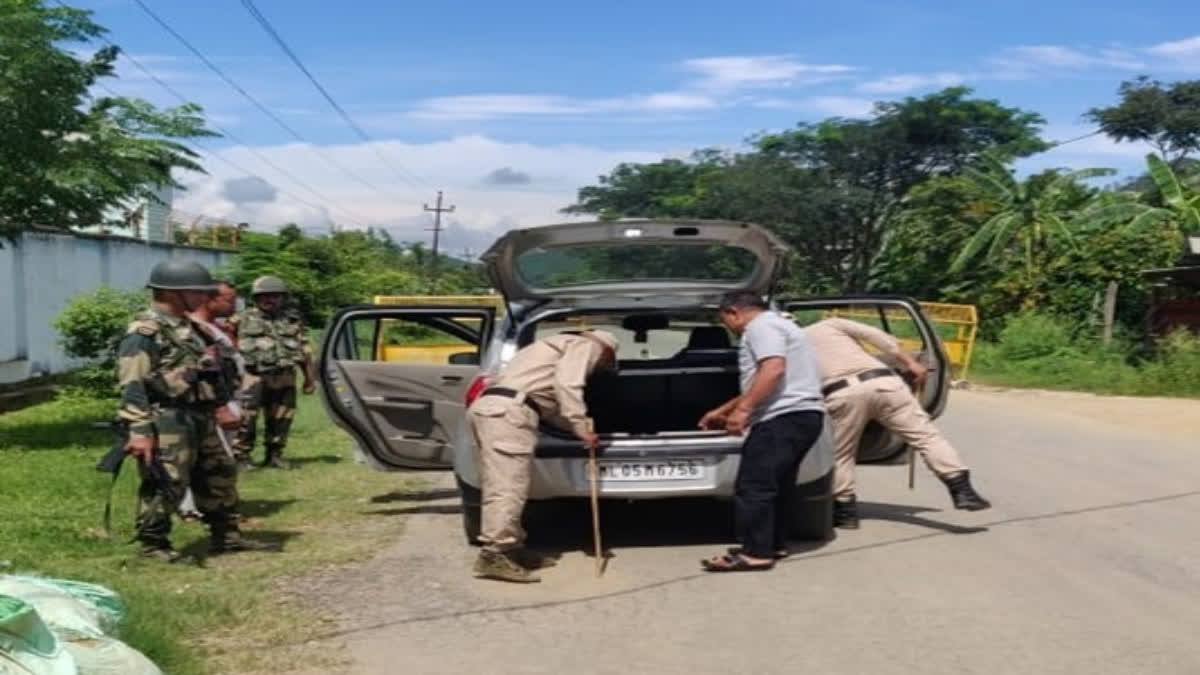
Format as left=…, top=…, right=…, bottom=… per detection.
left=453, top=419, right=835, bottom=499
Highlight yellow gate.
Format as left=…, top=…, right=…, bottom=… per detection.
left=812, top=301, right=979, bottom=380
left=370, top=295, right=505, bottom=363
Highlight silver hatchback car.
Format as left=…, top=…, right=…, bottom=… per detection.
left=317, top=219, right=952, bottom=545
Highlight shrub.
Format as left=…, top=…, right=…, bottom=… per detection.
left=993, top=311, right=1076, bottom=361
left=52, top=286, right=146, bottom=397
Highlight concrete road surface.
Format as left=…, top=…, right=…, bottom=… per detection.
left=294, top=389, right=1200, bottom=674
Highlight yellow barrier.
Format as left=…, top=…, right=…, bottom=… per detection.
left=806, top=301, right=978, bottom=380
left=370, top=295, right=503, bottom=363
left=366, top=294, right=979, bottom=379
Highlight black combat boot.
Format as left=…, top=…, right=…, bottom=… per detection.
left=207, top=515, right=277, bottom=555
left=138, top=539, right=183, bottom=563
left=833, top=495, right=860, bottom=529
left=262, top=447, right=293, bottom=470
left=940, top=470, right=991, bottom=511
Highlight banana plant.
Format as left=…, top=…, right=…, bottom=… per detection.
left=950, top=152, right=1114, bottom=277
left=1081, top=153, right=1200, bottom=235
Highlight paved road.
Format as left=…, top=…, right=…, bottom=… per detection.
left=296, top=390, right=1200, bottom=674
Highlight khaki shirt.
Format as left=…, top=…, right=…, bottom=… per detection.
left=491, top=333, right=607, bottom=437
left=803, top=317, right=902, bottom=385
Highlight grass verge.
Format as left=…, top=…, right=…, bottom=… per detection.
left=967, top=312, right=1200, bottom=398
left=0, top=391, right=426, bottom=674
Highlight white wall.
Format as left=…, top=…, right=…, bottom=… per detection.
left=0, top=229, right=236, bottom=384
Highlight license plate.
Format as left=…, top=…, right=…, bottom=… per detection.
left=595, top=459, right=703, bottom=481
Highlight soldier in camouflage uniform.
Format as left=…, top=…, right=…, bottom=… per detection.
left=116, top=260, right=272, bottom=561
left=232, top=275, right=316, bottom=470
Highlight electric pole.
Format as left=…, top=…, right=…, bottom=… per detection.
left=423, top=191, right=455, bottom=278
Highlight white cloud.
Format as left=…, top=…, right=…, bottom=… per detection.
left=405, top=54, right=855, bottom=121
left=858, top=72, right=966, bottom=94
left=407, top=92, right=719, bottom=120
left=1145, top=35, right=1200, bottom=58
left=804, top=96, right=877, bottom=118
left=173, top=135, right=669, bottom=244
left=681, top=55, right=856, bottom=90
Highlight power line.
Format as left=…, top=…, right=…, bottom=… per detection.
left=1047, top=130, right=1103, bottom=148
left=238, top=0, right=434, bottom=192
left=128, top=0, right=396, bottom=203
left=80, top=31, right=372, bottom=227
left=95, top=81, right=341, bottom=231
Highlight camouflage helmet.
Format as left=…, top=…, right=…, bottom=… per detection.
left=250, top=275, right=289, bottom=296
left=146, top=260, right=217, bottom=291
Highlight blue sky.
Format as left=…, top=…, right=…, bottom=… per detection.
left=79, top=0, right=1200, bottom=251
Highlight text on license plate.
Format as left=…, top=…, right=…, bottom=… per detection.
left=596, top=460, right=703, bottom=481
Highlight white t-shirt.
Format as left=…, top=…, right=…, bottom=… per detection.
left=738, top=310, right=825, bottom=425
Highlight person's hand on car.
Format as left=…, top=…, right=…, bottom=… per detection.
left=580, top=431, right=600, bottom=452
left=724, top=407, right=751, bottom=436
left=698, top=408, right=726, bottom=430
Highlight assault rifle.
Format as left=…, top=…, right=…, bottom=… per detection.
left=93, top=420, right=183, bottom=535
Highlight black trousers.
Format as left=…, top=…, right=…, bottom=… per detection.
left=734, top=410, right=825, bottom=558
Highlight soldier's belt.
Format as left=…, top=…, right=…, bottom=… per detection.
left=480, top=387, right=542, bottom=416
left=821, top=368, right=897, bottom=397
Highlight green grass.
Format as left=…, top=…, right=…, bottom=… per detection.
left=0, top=391, right=425, bottom=674
left=966, top=312, right=1200, bottom=398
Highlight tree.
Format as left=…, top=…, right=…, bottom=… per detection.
left=752, top=87, right=1048, bottom=290
left=1085, top=76, right=1200, bottom=165
left=950, top=154, right=1113, bottom=281
left=565, top=88, right=1048, bottom=293
left=562, top=156, right=717, bottom=219
left=0, top=0, right=216, bottom=244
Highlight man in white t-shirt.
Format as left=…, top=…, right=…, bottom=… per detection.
left=697, top=292, right=826, bottom=572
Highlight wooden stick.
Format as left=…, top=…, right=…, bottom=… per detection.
left=588, top=445, right=603, bottom=577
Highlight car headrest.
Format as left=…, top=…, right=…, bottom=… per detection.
left=686, top=326, right=731, bottom=350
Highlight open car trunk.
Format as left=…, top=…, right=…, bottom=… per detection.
left=581, top=354, right=740, bottom=435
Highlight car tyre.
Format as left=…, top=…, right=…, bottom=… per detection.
left=790, top=469, right=835, bottom=542
left=456, top=474, right=482, bottom=546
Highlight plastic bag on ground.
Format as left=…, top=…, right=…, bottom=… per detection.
left=0, top=595, right=78, bottom=675
left=0, top=576, right=160, bottom=675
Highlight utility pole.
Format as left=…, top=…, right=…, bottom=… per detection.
left=423, top=191, right=455, bottom=278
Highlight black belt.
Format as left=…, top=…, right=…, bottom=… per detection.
left=480, top=387, right=541, bottom=415
left=821, top=368, right=897, bottom=397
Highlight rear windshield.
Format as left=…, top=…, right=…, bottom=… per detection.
left=531, top=311, right=738, bottom=361
left=515, top=244, right=759, bottom=288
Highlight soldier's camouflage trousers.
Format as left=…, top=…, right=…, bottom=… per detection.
left=136, top=408, right=240, bottom=546
left=233, top=369, right=297, bottom=460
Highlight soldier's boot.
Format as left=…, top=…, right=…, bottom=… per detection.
left=939, top=470, right=991, bottom=511
left=510, top=548, right=559, bottom=570
left=473, top=550, right=541, bottom=583
left=137, top=538, right=183, bottom=563
left=262, top=446, right=293, bottom=470
left=833, top=495, right=860, bottom=529
left=208, top=521, right=277, bottom=555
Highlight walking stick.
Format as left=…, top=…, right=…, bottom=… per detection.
left=588, top=444, right=603, bottom=577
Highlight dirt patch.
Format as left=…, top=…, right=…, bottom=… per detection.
left=956, top=387, right=1200, bottom=440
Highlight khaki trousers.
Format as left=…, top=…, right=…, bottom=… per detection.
left=467, top=394, right=540, bottom=553
left=826, top=375, right=967, bottom=500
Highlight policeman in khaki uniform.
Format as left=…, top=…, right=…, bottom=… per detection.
left=232, top=276, right=316, bottom=470
left=116, top=261, right=271, bottom=561
left=468, top=330, right=620, bottom=583
left=803, top=317, right=990, bottom=529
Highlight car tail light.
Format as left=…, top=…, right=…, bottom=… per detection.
left=465, top=376, right=489, bottom=406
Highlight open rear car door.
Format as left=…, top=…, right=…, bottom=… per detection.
left=318, top=305, right=495, bottom=470
left=782, top=296, right=951, bottom=463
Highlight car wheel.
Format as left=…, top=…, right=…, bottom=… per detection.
left=790, top=469, right=834, bottom=541
left=456, top=474, right=482, bottom=546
